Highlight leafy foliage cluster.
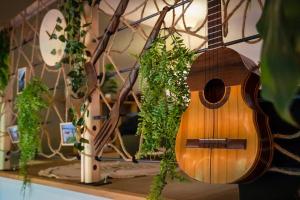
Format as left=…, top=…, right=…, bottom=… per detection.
left=0, top=29, right=10, bottom=94
left=49, top=0, right=94, bottom=151
left=257, top=0, right=300, bottom=126
left=138, top=35, right=195, bottom=200
left=50, top=0, right=92, bottom=98
left=16, top=79, right=49, bottom=186
left=68, top=105, right=89, bottom=152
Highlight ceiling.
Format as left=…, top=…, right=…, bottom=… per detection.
left=0, top=0, right=35, bottom=27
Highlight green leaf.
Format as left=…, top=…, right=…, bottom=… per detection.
left=65, top=25, right=72, bottom=32
left=82, top=22, right=92, bottom=28
left=74, top=142, right=84, bottom=151
left=55, top=62, right=61, bottom=69
left=61, top=57, right=70, bottom=64
left=257, top=0, right=300, bottom=125
left=80, top=104, right=86, bottom=112
left=68, top=108, right=75, bottom=119
left=50, top=33, right=57, bottom=40
left=56, top=17, right=62, bottom=23
left=50, top=49, right=56, bottom=55
left=55, top=24, right=63, bottom=32
left=80, top=138, right=89, bottom=144
left=58, top=35, right=66, bottom=43
left=76, top=117, right=85, bottom=126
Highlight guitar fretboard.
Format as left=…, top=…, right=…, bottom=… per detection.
left=207, top=0, right=223, bottom=49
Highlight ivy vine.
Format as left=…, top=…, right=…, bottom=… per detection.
left=50, top=0, right=92, bottom=98
left=16, top=78, right=49, bottom=187
left=138, top=35, right=195, bottom=200
left=48, top=0, right=94, bottom=151
left=0, top=29, right=10, bottom=94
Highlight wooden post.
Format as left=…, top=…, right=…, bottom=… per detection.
left=0, top=98, right=11, bottom=170
left=80, top=4, right=101, bottom=184
left=81, top=90, right=101, bottom=183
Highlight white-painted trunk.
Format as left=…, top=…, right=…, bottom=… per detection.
left=80, top=5, right=101, bottom=184
left=0, top=99, right=11, bottom=170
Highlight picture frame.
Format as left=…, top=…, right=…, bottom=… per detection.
left=7, top=125, right=19, bottom=144
left=17, top=67, right=27, bottom=94
left=59, top=122, right=77, bottom=146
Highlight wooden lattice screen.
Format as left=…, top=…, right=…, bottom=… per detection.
left=6, top=0, right=299, bottom=181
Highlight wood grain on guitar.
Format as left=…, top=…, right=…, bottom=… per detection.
left=175, top=0, right=273, bottom=184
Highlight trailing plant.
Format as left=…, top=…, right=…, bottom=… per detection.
left=100, top=63, right=118, bottom=95
left=257, top=0, right=300, bottom=126
left=68, top=105, right=89, bottom=152
left=0, top=29, right=10, bottom=95
left=49, top=0, right=93, bottom=151
left=49, top=0, right=92, bottom=98
left=138, top=35, right=195, bottom=200
left=16, top=78, right=49, bottom=187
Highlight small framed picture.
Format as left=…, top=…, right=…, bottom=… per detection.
left=7, top=125, right=19, bottom=144
left=17, top=67, right=27, bottom=94
left=60, top=122, right=77, bottom=146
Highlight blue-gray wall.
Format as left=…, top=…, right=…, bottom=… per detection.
left=0, top=177, right=110, bottom=200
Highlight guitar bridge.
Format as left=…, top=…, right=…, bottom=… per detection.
left=186, top=138, right=247, bottom=149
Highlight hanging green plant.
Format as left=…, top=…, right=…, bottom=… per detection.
left=16, top=78, right=49, bottom=187
left=257, top=0, right=300, bottom=126
left=0, top=29, right=10, bottom=94
left=138, top=35, right=195, bottom=200
left=68, top=105, right=89, bottom=152
left=47, top=0, right=93, bottom=152
left=50, top=0, right=92, bottom=98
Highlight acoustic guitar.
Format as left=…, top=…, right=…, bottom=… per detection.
left=175, top=0, right=273, bottom=184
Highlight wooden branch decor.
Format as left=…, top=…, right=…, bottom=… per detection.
left=80, top=0, right=129, bottom=183
left=94, top=6, right=171, bottom=156
left=84, top=0, right=130, bottom=93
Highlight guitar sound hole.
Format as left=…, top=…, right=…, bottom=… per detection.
left=204, top=79, right=225, bottom=104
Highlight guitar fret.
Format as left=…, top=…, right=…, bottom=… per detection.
left=208, top=4, right=221, bottom=10
left=208, top=42, right=223, bottom=49
left=207, top=0, right=223, bottom=49
left=208, top=45, right=222, bottom=50
left=208, top=0, right=220, bottom=7
left=208, top=24, right=222, bottom=29
left=208, top=11, right=221, bottom=17
left=208, top=29, right=222, bottom=35
left=208, top=36, right=222, bottom=41
left=208, top=40, right=223, bottom=45
left=208, top=17, right=221, bottom=23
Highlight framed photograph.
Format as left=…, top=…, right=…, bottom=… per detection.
left=7, top=125, right=19, bottom=144
left=60, top=122, right=77, bottom=146
left=17, top=67, right=27, bottom=94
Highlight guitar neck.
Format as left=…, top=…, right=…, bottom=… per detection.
left=207, top=0, right=223, bottom=49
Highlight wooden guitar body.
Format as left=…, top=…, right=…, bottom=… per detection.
left=175, top=47, right=273, bottom=184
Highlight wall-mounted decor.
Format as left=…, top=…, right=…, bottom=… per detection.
left=17, top=67, right=26, bottom=94
left=60, top=123, right=76, bottom=146
left=39, top=9, right=66, bottom=67
left=7, top=125, right=19, bottom=144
